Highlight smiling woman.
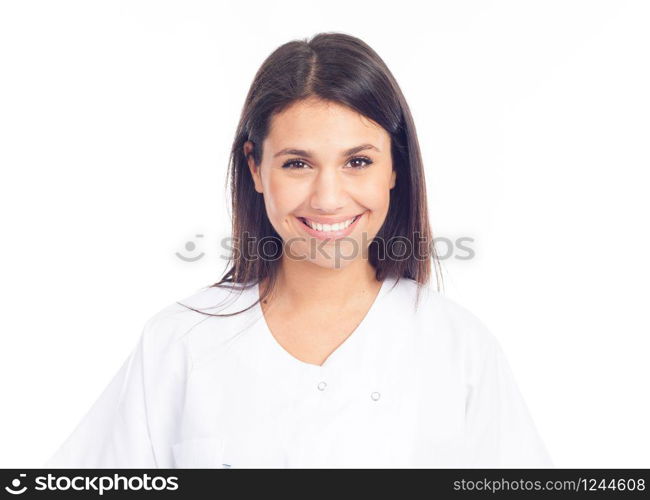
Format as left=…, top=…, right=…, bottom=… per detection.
left=45, top=32, right=553, bottom=468
left=244, top=97, right=396, bottom=263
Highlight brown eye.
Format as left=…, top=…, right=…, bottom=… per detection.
left=281, top=156, right=373, bottom=170
left=348, top=156, right=373, bottom=169
left=281, top=158, right=310, bottom=170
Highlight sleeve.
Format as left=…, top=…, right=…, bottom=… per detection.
left=463, top=331, right=554, bottom=468
left=43, top=320, right=159, bottom=468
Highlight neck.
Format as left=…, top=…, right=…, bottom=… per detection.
left=261, top=257, right=381, bottom=311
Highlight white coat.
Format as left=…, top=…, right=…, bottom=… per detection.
left=45, top=275, right=553, bottom=468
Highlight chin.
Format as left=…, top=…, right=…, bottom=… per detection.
left=308, top=257, right=357, bottom=271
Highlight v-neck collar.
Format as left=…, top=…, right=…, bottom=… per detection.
left=251, top=275, right=396, bottom=376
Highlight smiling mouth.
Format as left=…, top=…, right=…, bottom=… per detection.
left=297, top=214, right=362, bottom=232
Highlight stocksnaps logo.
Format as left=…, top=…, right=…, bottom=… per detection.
left=5, top=473, right=28, bottom=495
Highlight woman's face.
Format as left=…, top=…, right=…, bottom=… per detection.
left=244, top=97, right=396, bottom=270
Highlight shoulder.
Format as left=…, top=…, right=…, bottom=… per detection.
left=392, top=276, right=500, bottom=359
left=139, top=282, right=256, bottom=358
left=392, top=278, right=514, bottom=393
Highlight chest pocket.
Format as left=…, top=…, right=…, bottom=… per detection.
left=171, top=436, right=227, bottom=468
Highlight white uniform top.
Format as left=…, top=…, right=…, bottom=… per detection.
left=45, top=275, right=553, bottom=468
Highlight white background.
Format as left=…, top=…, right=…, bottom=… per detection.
left=1, top=0, right=648, bottom=468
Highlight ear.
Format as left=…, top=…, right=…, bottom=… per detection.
left=244, top=141, right=263, bottom=194
left=390, top=168, right=396, bottom=189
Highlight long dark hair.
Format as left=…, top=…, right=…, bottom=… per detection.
left=178, top=32, right=444, bottom=317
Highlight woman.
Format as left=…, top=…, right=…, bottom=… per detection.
left=45, top=32, right=552, bottom=468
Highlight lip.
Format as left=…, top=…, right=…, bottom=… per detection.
left=295, top=212, right=364, bottom=240
left=297, top=214, right=362, bottom=224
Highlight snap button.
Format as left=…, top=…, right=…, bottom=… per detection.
left=317, top=381, right=327, bottom=391
left=371, top=391, right=381, bottom=401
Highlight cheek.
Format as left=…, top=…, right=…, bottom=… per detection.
left=357, top=177, right=391, bottom=211
left=264, top=176, right=303, bottom=216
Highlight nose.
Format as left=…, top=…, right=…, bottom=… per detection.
left=309, top=167, right=347, bottom=212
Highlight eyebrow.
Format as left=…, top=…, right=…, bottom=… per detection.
left=273, top=143, right=381, bottom=159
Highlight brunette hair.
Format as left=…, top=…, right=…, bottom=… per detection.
left=178, top=32, right=443, bottom=317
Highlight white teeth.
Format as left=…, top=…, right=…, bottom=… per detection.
left=303, top=215, right=357, bottom=232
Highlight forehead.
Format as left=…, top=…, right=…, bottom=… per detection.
left=264, top=98, right=390, bottom=151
